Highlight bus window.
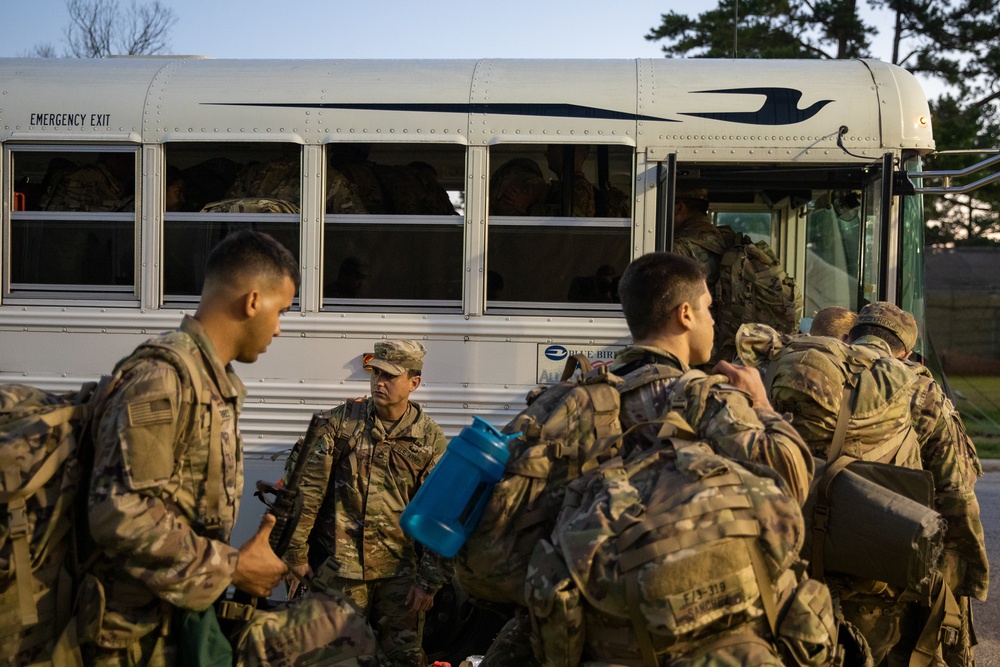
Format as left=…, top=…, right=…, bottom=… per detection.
left=805, top=190, right=863, bottom=313
left=486, top=144, right=632, bottom=310
left=322, top=144, right=465, bottom=310
left=163, top=143, right=301, bottom=301
left=8, top=148, right=136, bottom=297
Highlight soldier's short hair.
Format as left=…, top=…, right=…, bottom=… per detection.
left=618, top=252, right=708, bottom=340
left=204, top=230, right=300, bottom=293
left=810, top=306, right=857, bottom=340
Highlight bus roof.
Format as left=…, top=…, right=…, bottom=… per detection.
left=0, top=57, right=933, bottom=154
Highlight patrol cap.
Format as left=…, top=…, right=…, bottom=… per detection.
left=364, top=340, right=426, bottom=375
left=676, top=186, right=709, bottom=202
left=856, top=302, right=917, bottom=352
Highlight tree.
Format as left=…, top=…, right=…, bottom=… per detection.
left=646, top=0, right=1000, bottom=246
left=28, top=0, right=177, bottom=58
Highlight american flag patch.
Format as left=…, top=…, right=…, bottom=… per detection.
left=128, top=398, right=174, bottom=427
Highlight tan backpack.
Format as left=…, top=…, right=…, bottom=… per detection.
left=454, top=356, right=626, bottom=606
left=0, top=340, right=207, bottom=667
left=527, top=440, right=837, bottom=666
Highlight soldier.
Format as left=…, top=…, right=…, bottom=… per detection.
left=670, top=187, right=726, bottom=289
left=849, top=303, right=987, bottom=667
left=83, top=230, right=378, bottom=666
left=542, top=144, right=596, bottom=217
left=489, top=157, right=548, bottom=216
left=738, top=302, right=988, bottom=665
left=522, top=251, right=826, bottom=665
left=611, top=251, right=813, bottom=503
left=810, top=305, right=857, bottom=342
left=284, top=340, right=453, bottom=667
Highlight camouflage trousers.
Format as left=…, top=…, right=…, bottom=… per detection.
left=328, top=575, right=425, bottom=667
left=236, top=591, right=381, bottom=667
left=83, top=592, right=379, bottom=667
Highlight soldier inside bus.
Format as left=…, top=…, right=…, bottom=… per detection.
left=40, top=151, right=134, bottom=212
left=488, top=157, right=548, bottom=216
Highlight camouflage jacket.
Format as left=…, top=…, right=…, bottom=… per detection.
left=285, top=399, right=453, bottom=593
left=879, top=342, right=989, bottom=600
left=87, top=315, right=245, bottom=649
left=609, top=345, right=813, bottom=505
left=672, top=213, right=726, bottom=290
left=738, top=325, right=989, bottom=601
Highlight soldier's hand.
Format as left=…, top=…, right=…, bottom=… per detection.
left=284, top=562, right=313, bottom=599
left=405, top=584, right=435, bottom=613
left=712, top=360, right=773, bottom=410
left=232, top=513, right=288, bottom=598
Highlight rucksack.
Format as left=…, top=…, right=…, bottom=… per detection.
left=0, top=338, right=206, bottom=666
left=526, top=438, right=838, bottom=666
left=454, top=353, right=708, bottom=607
left=454, top=355, right=626, bottom=606
left=736, top=327, right=922, bottom=468
left=687, top=226, right=802, bottom=363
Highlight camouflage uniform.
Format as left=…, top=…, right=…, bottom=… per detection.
left=522, top=346, right=829, bottom=666
left=286, top=342, right=451, bottom=667
left=40, top=161, right=131, bottom=212
left=610, top=344, right=814, bottom=505
left=672, top=212, right=726, bottom=291
left=737, top=311, right=988, bottom=666
left=84, top=315, right=378, bottom=666
left=489, top=158, right=548, bottom=216
left=222, top=159, right=367, bottom=214
left=543, top=171, right=596, bottom=217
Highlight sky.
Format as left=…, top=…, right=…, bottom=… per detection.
left=0, top=0, right=941, bottom=97
left=3, top=0, right=687, bottom=60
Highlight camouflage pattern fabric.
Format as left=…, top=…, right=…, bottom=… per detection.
left=235, top=590, right=380, bottom=667
left=489, top=158, right=548, bottom=216
left=200, top=198, right=301, bottom=214
left=610, top=345, right=814, bottom=505
left=226, top=160, right=301, bottom=205
left=327, top=168, right=369, bottom=215
left=284, top=399, right=451, bottom=662
left=311, top=575, right=420, bottom=666
left=337, top=162, right=388, bottom=214
left=480, top=612, right=538, bottom=667
left=736, top=324, right=988, bottom=664
left=526, top=442, right=836, bottom=666
left=674, top=220, right=802, bottom=364
left=455, top=365, right=626, bottom=606
left=542, top=172, right=596, bottom=217
left=0, top=383, right=99, bottom=666
left=734, top=326, right=923, bottom=470
left=39, top=162, right=131, bottom=212
left=83, top=315, right=246, bottom=658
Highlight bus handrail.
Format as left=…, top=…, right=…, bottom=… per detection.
left=908, top=149, right=1000, bottom=194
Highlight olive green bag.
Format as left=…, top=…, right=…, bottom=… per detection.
left=177, top=607, right=233, bottom=667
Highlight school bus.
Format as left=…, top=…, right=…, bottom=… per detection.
left=1, top=56, right=945, bottom=528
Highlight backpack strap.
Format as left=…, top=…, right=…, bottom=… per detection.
left=560, top=353, right=594, bottom=381
left=909, top=574, right=962, bottom=667
left=826, top=377, right=857, bottom=463
left=808, top=454, right=856, bottom=581
left=128, top=339, right=220, bottom=530
left=337, top=398, right=368, bottom=479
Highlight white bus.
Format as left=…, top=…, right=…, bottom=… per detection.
left=1, top=56, right=937, bottom=464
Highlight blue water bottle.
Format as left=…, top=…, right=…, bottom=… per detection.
left=400, top=416, right=519, bottom=557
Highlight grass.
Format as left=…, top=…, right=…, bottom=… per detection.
left=947, top=375, right=1000, bottom=458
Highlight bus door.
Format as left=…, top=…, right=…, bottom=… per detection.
left=654, top=157, right=894, bottom=326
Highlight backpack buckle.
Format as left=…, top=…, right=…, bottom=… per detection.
left=939, top=624, right=959, bottom=646
left=812, top=504, right=829, bottom=532
left=7, top=503, right=29, bottom=539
